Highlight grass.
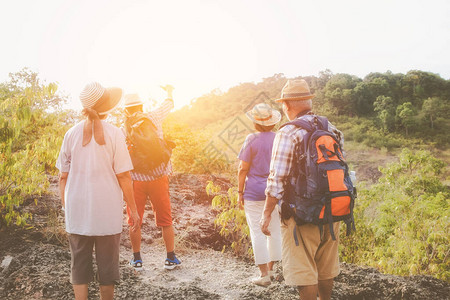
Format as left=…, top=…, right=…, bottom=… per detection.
left=438, top=148, right=450, bottom=185
left=44, top=208, right=68, bottom=246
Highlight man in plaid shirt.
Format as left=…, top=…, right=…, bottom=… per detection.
left=123, top=85, right=181, bottom=270
left=260, top=79, right=343, bottom=300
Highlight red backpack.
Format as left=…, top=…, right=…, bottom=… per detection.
left=281, top=114, right=356, bottom=242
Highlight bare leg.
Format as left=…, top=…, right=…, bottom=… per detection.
left=298, top=285, right=318, bottom=300
left=268, top=261, right=275, bottom=271
left=73, top=284, right=88, bottom=300
left=318, top=279, right=333, bottom=300
left=129, top=227, right=142, bottom=253
left=162, top=225, right=175, bottom=253
left=258, top=263, right=269, bottom=277
left=99, top=285, right=114, bottom=300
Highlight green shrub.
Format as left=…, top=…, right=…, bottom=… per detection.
left=206, top=181, right=251, bottom=258
left=0, top=70, right=70, bottom=227
left=340, top=149, right=449, bottom=280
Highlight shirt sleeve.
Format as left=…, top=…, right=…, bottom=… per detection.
left=237, top=134, right=254, bottom=163
left=112, top=128, right=134, bottom=174
left=149, top=98, right=174, bottom=124
left=265, top=129, right=296, bottom=200
left=55, top=133, right=71, bottom=173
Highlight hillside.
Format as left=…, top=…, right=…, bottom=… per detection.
left=169, top=71, right=450, bottom=147
left=1, top=69, right=449, bottom=299
left=165, top=70, right=450, bottom=181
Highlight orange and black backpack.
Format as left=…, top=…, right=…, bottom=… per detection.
left=281, top=114, right=356, bottom=242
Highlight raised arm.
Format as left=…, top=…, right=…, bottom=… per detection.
left=151, top=85, right=175, bottom=121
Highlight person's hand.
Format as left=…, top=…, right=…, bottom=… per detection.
left=260, top=213, right=272, bottom=236
left=238, top=193, right=244, bottom=210
left=129, top=210, right=140, bottom=232
left=160, top=84, right=174, bottom=98
left=160, top=84, right=174, bottom=92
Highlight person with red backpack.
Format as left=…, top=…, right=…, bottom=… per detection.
left=260, top=79, right=355, bottom=300
left=123, top=85, right=181, bottom=271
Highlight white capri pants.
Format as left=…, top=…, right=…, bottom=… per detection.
left=244, top=200, right=282, bottom=265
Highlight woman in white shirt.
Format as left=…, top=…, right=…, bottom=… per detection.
left=56, top=82, right=140, bottom=300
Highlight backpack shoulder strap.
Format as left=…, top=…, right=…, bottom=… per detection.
left=126, top=112, right=156, bottom=130
left=280, top=116, right=312, bottom=131
left=288, top=118, right=314, bottom=131
left=315, top=115, right=329, bottom=131
left=280, top=114, right=329, bottom=132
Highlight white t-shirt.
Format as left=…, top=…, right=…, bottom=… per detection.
left=56, top=120, right=133, bottom=236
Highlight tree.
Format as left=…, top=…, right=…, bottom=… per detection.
left=374, top=95, right=396, bottom=132
left=317, top=69, right=333, bottom=90
left=421, top=97, right=449, bottom=129
left=352, top=82, right=374, bottom=115
left=396, top=102, right=415, bottom=135
left=403, top=70, right=449, bottom=106
left=323, top=73, right=361, bottom=116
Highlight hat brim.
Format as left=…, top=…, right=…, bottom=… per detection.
left=124, top=101, right=144, bottom=108
left=97, top=87, right=123, bottom=115
left=275, top=94, right=315, bottom=103
left=245, top=109, right=282, bottom=126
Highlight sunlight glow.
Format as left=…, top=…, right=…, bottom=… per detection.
left=1, top=0, right=449, bottom=111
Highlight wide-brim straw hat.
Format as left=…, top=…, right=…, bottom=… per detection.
left=80, top=82, right=123, bottom=115
left=245, top=103, right=281, bottom=126
left=123, top=93, right=144, bottom=108
left=275, top=79, right=315, bottom=102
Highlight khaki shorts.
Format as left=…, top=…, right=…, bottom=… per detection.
left=281, top=218, right=340, bottom=286
left=68, top=233, right=121, bottom=285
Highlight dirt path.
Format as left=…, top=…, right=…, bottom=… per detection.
left=118, top=173, right=297, bottom=299
left=0, top=173, right=449, bottom=299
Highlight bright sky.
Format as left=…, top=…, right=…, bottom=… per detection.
left=1, top=0, right=449, bottom=111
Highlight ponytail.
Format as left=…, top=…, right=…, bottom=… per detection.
left=82, top=108, right=105, bottom=146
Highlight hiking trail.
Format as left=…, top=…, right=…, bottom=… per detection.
left=0, top=174, right=448, bottom=299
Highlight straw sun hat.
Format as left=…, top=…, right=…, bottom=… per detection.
left=246, top=103, right=281, bottom=126
left=79, top=82, right=123, bottom=115
left=79, top=82, right=122, bottom=146
left=275, top=79, right=315, bottom=103
left=123, top=94, right=144, bottom=108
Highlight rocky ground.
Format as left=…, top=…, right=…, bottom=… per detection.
left=0, top=173, right=449, bottom=300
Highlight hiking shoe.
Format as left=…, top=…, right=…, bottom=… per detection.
left=130, top=258, right=143, bottom=271
left=251, top=275, right=271, bottom=287
left=164, top=256, right=181, bottom=270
